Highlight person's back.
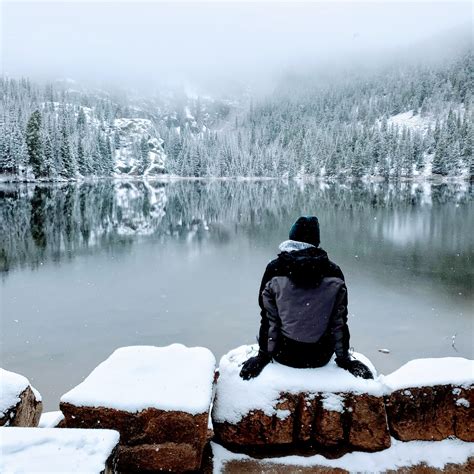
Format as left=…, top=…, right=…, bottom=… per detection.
left=240, top=216, right=372, bottom=380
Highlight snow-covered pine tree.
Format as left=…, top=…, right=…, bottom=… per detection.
left=25, top=110, right=44, bottom=178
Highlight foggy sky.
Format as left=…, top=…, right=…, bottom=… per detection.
left=1, top=1, right=471, bottom=90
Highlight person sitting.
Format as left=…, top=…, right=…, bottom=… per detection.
left=240, top=216, right=373, bottom=380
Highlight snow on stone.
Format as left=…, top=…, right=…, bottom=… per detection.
left=61, top=344, right=216, bottom=415
left=211, top=438, right=474, bottom=473
left=212, top=345, right=385, bottom=424
left=382, top=357, right=474, bottom=392
left=0, top=369, right=40, bottom=419
left=38, top=411, right=64, bottom=428
left=321, top=393, right=345, bottom=413
left=0, top=427, right=119, bottom=473
left=456, top=398, right=470, bottom=408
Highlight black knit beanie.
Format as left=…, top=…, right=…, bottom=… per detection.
left=289, top=216, right=320, bottom=247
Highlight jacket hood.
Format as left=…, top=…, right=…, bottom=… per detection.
left=278, top=239, right=315, bottom=253
left=277, top=240, right=330, bottom=287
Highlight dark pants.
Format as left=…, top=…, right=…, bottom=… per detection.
left=273, top=333, right=334, bottom=369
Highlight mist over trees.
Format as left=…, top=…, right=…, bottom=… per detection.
left=0, top=50, right=472, bottom=181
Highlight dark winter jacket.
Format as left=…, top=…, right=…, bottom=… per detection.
left=257, top=240, right=350, bottom=365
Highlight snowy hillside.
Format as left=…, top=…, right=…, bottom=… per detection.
left=114, top=118, right=166, bottom=177
left=387, top=110, right=435, bottom=136
left=1, top=50, right=472, bottom=180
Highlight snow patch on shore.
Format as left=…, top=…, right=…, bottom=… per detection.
left=211, top=438, right=474, bottom=472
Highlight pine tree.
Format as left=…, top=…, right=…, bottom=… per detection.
left=42, top=131, right=54, bottom=178
left=25, top=110, right=44, bottom=177
left=59, top=116, right=76, bottom=178
left=432, top=131, right=449, bottom=176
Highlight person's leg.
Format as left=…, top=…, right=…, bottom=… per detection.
left=273, top=334, right=334, bottom=369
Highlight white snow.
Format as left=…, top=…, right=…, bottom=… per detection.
left=321, top=393, right=345, bottom=413
left=0, top=427, right=119, bottom=473
left=38, top=411, right=64, bottom=428
left=211, top=438, right=474, bottom=473
left=456, top=398, right=470, bottom=408
left=61, top=344, right=216, bottom=415
left=212, top=345, right=385, bottom=424
left=387, top=110, right=435, bottom=136
left=383, top=357, right=474, bottom=392
left=0, top=369, right=41, bottom=421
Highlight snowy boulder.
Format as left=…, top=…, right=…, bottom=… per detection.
left=38, top=411, right=65, bottom=428
left=212, top=345, right=391, bottom=453
left=0, top=427, right=119, bottom=473
left=0, top=369, right=42, bottom=427
left=60, top=344, right=216, bottom=472
left=383, top=357, right=474, bottom=442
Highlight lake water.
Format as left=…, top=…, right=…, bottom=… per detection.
left=1, top=179, right=473, bottom=411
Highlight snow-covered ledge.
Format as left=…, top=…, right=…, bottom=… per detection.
left=212, top=345, right=391, bottom=452
left=212, top=346, right=474, bottom=454
left=60, top=344, right=216, bottom=472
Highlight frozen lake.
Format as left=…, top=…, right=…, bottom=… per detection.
left=1, top=179, right=473, bottom=410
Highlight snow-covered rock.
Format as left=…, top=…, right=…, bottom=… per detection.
left=113, top=118, right=166, bottom=177
left=0, top=427, right=119, bottom=473
left=0, top=369, right=42, bottom=427
left=383, top=357, right=474, bottom=442
left=38, top=411, right=65, bottom=428
left=60, top=344, right=216, bottom=472
left=212, top=345, right=391, bottom=452
left=61, top=344, right=215, bottom=414
left=211, top=438, right=474, bottom=473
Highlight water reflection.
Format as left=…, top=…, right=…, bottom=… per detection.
left=1, top=180, right=472, bottom=295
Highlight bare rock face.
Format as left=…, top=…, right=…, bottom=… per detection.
left=454, top=386, right=474, bottom=442
left=212, top=393, right=298, bottom=447
left=385, top=384, right=473, bottom=442
left=60, top=344, right=215, bottom=472
left=117, top=442, right=201, bottom=473
left=347, top=394, right=391, bottom=451
left=0, top=369, right=42, bottom=427
left=213, top=391, right=390, bottom=453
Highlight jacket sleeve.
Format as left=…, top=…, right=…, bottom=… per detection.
left=257, top=262, right=276, bottom=354
left=261, top=280, right=281, bottom=356
left=329, top=283, right=350, bottom=360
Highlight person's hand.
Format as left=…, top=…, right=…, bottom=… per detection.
left=239, top=352, right=271, bottom=380
left=336, top=357, right=374, bottom=379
